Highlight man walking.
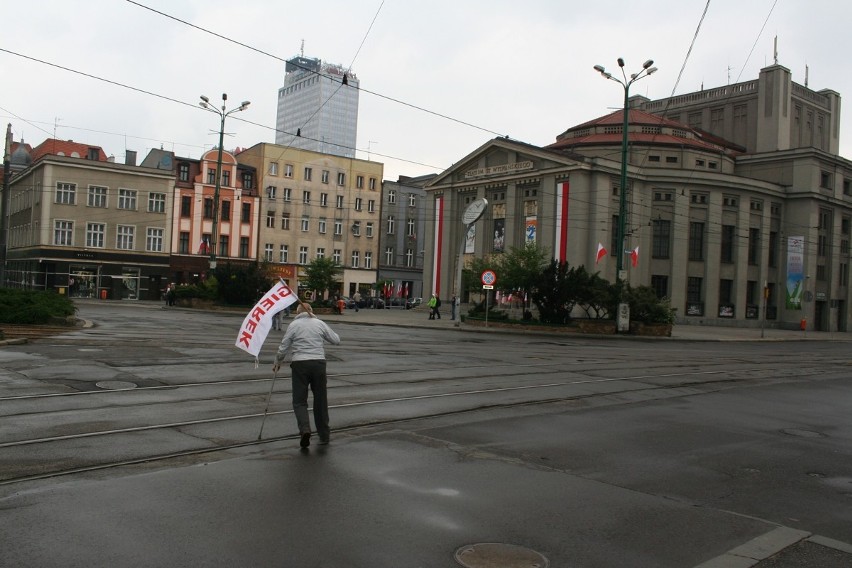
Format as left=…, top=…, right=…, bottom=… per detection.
left=273, top=304, right=341, bottom=448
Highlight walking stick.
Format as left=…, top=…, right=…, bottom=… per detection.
left=257, top=368, right=278, bottom=440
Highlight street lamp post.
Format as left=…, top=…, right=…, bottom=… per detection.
left=199, top=93, right=250, bottom=270
left=593, top=58, right=657, bottom=331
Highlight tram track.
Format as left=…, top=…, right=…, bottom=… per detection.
left=0, top=364, right=812, bottom=487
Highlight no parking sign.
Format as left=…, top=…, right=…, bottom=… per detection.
left=481, top=270, right=497, bottom=289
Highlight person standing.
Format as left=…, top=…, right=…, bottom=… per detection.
left=273, top=304, right=341, bottom=448
left=450, top=295, right=458, bottom=320
left=353, top=291, right=361, bottom=312
left=427, top=294, right=437, bottom=319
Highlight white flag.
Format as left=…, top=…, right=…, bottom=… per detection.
left=235, top=280, right=299, bottom=358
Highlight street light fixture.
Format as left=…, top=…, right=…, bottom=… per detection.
left=593, top=58, right=657, bottom=331
left=198, top=93, right=250, bottom=269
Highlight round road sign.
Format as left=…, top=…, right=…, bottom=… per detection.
left=481, top=270, right=497, bottom=286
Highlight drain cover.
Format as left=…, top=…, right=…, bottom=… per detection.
left=95, top=380, right=137, bottom=390
left=455, top=543, right=549, bottom=568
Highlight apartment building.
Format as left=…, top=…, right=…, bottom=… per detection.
left=236, top=143, right=383, bottom=298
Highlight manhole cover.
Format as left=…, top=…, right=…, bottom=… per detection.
left=95, top=381, right=137, bottom=390
left=781, top=428, right=825, bottom=438
left=455, top=543, right=549, bottom=568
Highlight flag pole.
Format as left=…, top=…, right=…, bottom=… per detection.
left=257, top=368, right=278, bottom=440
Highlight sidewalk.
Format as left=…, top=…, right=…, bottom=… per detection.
left=316, top=305, right=852, bottom=342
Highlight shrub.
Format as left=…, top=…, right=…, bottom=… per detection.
left=624, top=285, right=675, bottom=324
left=0, top=288, right=76, bottom=324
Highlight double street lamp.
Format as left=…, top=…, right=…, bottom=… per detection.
left=199, top=93, right=250, bottom=269
left=593, top=58, right=657, bottom=330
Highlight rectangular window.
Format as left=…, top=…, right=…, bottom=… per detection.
left=821, top=171, right=832, bottom=189
left=387, top=216, right=395, bottom=235
left=284, top=164, right=293, bottom=177
left=203, top=198, right=213, bottom=219
left=385, top=247, right=394, bottom=264
left=146, top=228, right=164, bottom=252
left=221, top=200, right=231, bottom=221
left=407, top=218, right=415, bottom=237
left=333, top=249, right=342, bottom=264
left=239, top=237, right=249, bottom=258
left=336, top=195, right=344, bottom=209
left=651, top=275, right=668, bottom=299
left=356, top=175, right=364, bottom=188
left=222, top=170, right=230, bottom=187
left=118, top=189, right=137, bottom=210
left=408, top=194, right=416, bottom=207
left=116, top=225, right=135, bottom=250
left=320, top=193, right=328, bottom=207
left=241, top=203, right=251, bottom=223
left=179, top=232, right=190, bottom=254
left=281, top=213, right=290, bottom=230
left=179, top=163, right=190, bottom=182
left=652, top=219, right=671, bottom=259
left=337, top=172, right=346, bottom=185
left=54, top=220, right=73, bottom=245
left=366, top=222, right=374, bottom=238
left=368, top=199, right=375, bottom=213
left=721, top=225, right=735, bottom=263
left=266, top=210, right=275, bottom=228
left=688, top=222, right=704, bottom=261
left=283, top=188, right=291, bottom=202
left=56, top=182, right=76, bottom=205
left=267, top=186, right=277, bottom=199
left=269, top=162, right=279, bottom=176
left=364, top=251, right=373, bottom=269
left=748, top=228, right=760, bottom=265
left=318, top=218, right=327, bottom=234
left=207, top=168, right=216, bottom=184
left=279, top=244, right=288, bottom=263
left=181, top=195, right=192, bottom=217
left=264, top=244, right=274, bottom=262
left=369, top=178, right=377, bottom=190
left=322, top=170, right=330, bottom=184
left=768, top=231, right=778, bottom=267
left=388, top=190, right=396, bottom=204
left=406, top=249, right=414, bottom=268
left=148, top=192, right=166, bottom=213
left=334, top=220, right=343, bottom=236
left=303, top=191, right=311, bottom=204
left=301, top=216, right=310, bottom=232
left=351, top=250, right=360, bottom=268
left=687, top=277, right=702, bottom=303
left=719, top=279, right=734, bottom=305
left=218, top=235, right=229, bottom=257
left=355, top=197, right=362, bottom=211
left=242, top=171, right=253, bottom=189
left=88, top=186, right=107, bottom=208
left=316, top=247, right=325, bottom=259
left=352, top=221, right=361, bottom=236
left=299, top=246, right=308, bottom=264
left=304, top=167, right=312, bottom=181
left=86, top=222, right=105, bottom=248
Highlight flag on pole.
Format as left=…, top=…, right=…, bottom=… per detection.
left=629, top=246, right=639, bottom=268
left=235, top=280, right=299, bottom=362
left=198, top=238, right=210, bottom=255
left=402, top=282, right=408, bottom=298
left=595, top=242, right=608, bottom=265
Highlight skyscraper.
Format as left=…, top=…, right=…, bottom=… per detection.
left=275, top=56, right=359, bottom=158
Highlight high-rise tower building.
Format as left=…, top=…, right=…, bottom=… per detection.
left=275, top=56, right=359, bottom=158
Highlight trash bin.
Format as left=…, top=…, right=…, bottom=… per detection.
left=100, top=289, right=108, bottom=300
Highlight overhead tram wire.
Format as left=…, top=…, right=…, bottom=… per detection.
left=124, top=0, right=507, bottom=139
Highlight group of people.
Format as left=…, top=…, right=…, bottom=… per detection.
left=427, top=294, right=459, bottom=320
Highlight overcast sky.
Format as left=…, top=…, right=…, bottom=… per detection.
left=2, top=0, right=849, bottom=181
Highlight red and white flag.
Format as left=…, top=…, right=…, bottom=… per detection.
left=235, top=280, right=299, bottom=360
left=629, top=246, right=639, bottom=268
left=402, top=282, right=408, bottom=298
left=595, top=242, right=608, bottom=265
left=198, top=238, right=210, bottom=255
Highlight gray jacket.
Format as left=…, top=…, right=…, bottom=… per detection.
left=275, top=312, right=341, bottom=363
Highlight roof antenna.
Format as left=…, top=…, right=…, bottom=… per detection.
left=805, top=64, right=809, bottom=88
left=300, top=39, right=304, bottom=57
left=774, top=35, right=778, bottom=65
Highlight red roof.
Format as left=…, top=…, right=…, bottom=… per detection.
left=30, top=139, right=108, bottom=162
left=547, top=109, right=743, bottom=155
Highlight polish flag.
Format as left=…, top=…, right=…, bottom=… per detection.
left=595, top=242, right=607, bottom=265
left=402, top=282, right=408, bottom=298
left=629, top=246, right=639, bottom=268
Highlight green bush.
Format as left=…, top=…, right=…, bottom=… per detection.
left=624, top=285, right=676, bottom=324
left=0, top=288, right=76, bottom=324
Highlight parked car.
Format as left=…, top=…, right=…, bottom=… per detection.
left=406, top=297, right=422, bottom=309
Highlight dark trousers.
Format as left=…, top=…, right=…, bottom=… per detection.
left=290, top=359, right=330, bottom=439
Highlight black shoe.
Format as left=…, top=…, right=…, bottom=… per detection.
left=300, top=432, right=311, bottom=448
left=319, top=437, right=330, bottom=445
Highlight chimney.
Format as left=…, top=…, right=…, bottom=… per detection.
left=125, top=150, right=137, bottom=166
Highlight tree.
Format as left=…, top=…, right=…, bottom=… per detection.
left=499, top=242, right=549, bottom=295
left=303, top=257, right=342, bottom=301
left=531, top=260, right=574, bottom=323
left=214, top=262, right=274, bottom=305
left=624, top=285, right=676, bottom=324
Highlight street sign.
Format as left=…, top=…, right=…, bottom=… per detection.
left=483, top=285, right=494, bottom=290
left=481, top=270, right=497, bottom=286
